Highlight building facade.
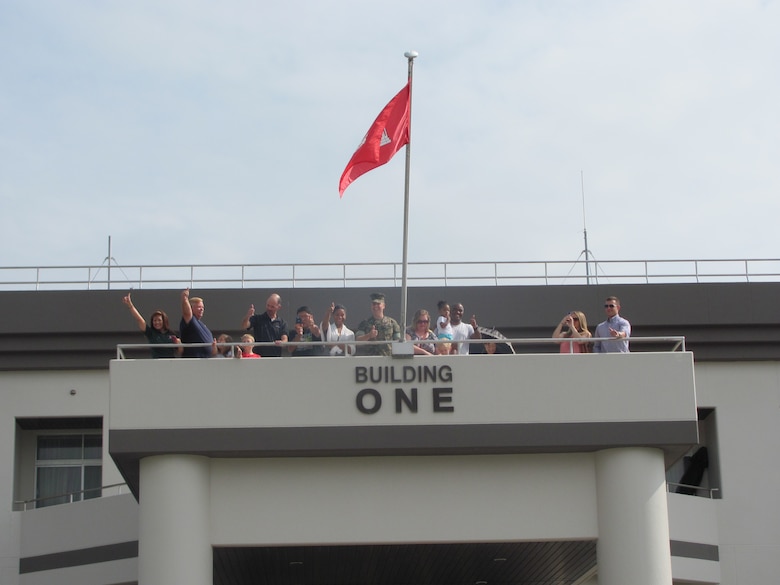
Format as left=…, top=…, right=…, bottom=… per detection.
left=1, top=282, right=779, bottom=584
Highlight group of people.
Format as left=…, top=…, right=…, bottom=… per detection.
left=122, top=289, right=631, bottom=359
left=123, top=289, right=263, bottom=359
left=404, top=300, right=482, bottom=356
left=552, top=296, right=631, bottom=353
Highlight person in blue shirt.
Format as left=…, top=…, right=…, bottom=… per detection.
left=593, top=296, right=631, bottom=353
left=180, top=288, right=216, bottom=358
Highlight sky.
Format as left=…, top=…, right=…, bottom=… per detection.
left=1, top=0, right=779, bottom=271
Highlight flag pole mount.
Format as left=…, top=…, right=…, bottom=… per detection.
left=404, top=51, right=419, bottom=59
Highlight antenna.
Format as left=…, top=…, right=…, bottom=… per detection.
left=90, top=235, right=129, bottom=289
left=561, top=172, right=598, bottom=285
left=580, top=171, right=594, bottom=285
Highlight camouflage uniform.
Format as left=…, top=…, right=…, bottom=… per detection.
left=355, top=316, right=401, bottom=356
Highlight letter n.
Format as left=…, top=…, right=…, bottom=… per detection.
left=395, top=388, right=418, bottom=413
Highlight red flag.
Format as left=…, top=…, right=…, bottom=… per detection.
left=339, top=83, right=410, bottom=197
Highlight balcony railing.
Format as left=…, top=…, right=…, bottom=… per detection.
left=666, top=482, right=720, bottom=499
left=13, top=482, right=129, bottom=511
left=116, top=336, right=687, bottom=359
left=3, top=259, right=780, bottom=290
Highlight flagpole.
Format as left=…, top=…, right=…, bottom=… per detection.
left=400, top=50, right=417, bottom=332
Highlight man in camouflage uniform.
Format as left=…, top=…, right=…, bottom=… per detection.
left=355, top=292, right=401, bottom=356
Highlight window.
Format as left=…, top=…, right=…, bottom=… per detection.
left=34, top=433, right=102, bottom=508
left=666, top=408, right=721, bottom=499
left=14, top=417, right=103, bottom=510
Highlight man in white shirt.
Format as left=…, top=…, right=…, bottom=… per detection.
left=450, top=302, right=481, bottom=355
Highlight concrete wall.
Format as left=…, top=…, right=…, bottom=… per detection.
left=109, top=352, right=697, bottom=430
left=19, top=493, right=138, bottom=585
left=0, top=370, right=125, bottom=585
left=694, top=362, right=780, bottom=584
left=210, top=454, right=598, bottom=546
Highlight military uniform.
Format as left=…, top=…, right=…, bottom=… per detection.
left=355, top=315, right=401, bottom=356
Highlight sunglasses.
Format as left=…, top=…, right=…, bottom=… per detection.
left=604, top=304, right=617, bottom=308
left=417, top=319, right=429, bottom=324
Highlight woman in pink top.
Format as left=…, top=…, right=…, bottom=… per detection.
left=553, top=311, right=592, bottom=353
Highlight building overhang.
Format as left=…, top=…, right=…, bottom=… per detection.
left=109, top=352, right=699, bottom=497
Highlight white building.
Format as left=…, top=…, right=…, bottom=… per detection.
left=1, top=272, right=777, bottom=585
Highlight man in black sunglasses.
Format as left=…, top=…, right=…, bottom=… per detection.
left=593, top=296, right=631, bottom=353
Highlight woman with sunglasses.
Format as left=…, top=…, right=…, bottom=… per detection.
left=553, top=310, right=592, bottom=354
left=405, top=309, right=437, bottom=356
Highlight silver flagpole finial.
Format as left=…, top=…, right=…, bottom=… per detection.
left=404, top=51, right=418, bottom=60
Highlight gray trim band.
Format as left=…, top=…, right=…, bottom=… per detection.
left=110, top=420, right=698, bottom=496
left=110, top=420, right=698, bottom=457
left=17, top=538, right=718, bottom=574
left=670, top=540, right=720, bottom=561
left=19, top=540, right=138, bottom=574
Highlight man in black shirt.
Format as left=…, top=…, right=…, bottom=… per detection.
left=241, top=293, right=288, bottom=357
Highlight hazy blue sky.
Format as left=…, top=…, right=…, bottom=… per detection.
left=2, top=0, right=779, bottom=269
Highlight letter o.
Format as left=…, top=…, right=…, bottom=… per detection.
left=356, top=388, right=382, bottom=414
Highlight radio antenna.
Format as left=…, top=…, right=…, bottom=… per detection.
left=91, top=235, right=131, bottom=289
left=580, top=171, right=594, bottom=285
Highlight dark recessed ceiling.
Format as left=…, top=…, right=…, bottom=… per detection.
left=214, top=541, right=597, bottom=585
left=15, top=416, right=103, bottom=430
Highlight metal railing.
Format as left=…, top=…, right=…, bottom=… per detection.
left=13, top=482, right=129, bottom=511
left=666, top=482, right=720, bottom=499
left=116, top=336, right=687, bottom=359
left=2, top=259, right=780, bottom=290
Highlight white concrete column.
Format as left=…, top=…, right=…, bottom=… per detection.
left=138, top=455, right=211, bottom=585
left=595, top=447, right=672, bottom=585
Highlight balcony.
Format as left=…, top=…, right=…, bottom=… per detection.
left=109, top=344, right=698, bottom=491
